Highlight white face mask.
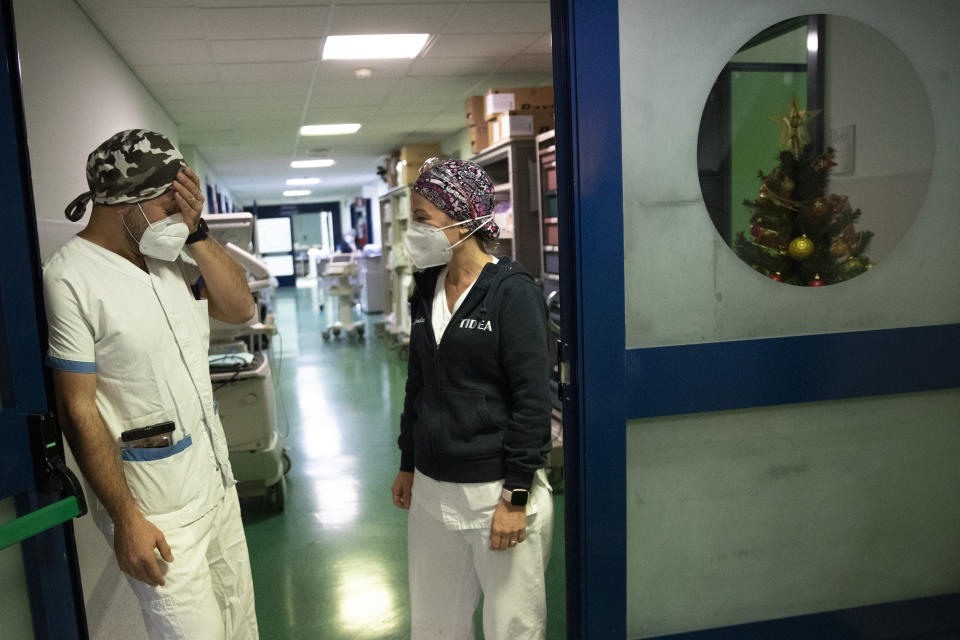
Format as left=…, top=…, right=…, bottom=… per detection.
left=124, top=203, right=189, bottom=261
left=403, top=214, right=494, bottom=270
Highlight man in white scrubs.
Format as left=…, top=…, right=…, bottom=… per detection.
left=43, top=129, right=260, bottom=639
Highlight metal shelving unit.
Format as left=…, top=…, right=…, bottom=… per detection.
left=377, top=184, right=415, bottom=358
left=470, top=137, right=540, bottom=276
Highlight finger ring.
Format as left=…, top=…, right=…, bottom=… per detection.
left=509, top=540, right=517, bottom=547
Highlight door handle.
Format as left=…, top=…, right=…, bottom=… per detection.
left=29, top=412, right=87, bottom=516
left=0, top=413, right=89, bottom=550
left=0, top=496, right=81, bottom=551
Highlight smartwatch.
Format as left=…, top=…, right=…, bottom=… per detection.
left=501, top=487, right=529, bottom=506
left=186, top=217, right=209, bottom=244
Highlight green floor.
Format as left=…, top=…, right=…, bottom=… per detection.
left=239, top=286, right=566, bottom=639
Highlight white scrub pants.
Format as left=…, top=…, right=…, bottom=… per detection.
left=121, top=485, right=259, bottom=640
left=408, top=483, right=553, bottom=640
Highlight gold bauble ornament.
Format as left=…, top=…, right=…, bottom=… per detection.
left=788, top=234, right=815, bottom=260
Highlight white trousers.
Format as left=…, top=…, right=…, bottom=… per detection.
left=407, top=481, right=554, bottom=640
left=120, top=485, right=259, bottom=640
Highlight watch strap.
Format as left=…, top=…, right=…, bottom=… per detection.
left=501, top=487, right=529, bottom=506
left=186, top=217, right=209, bottom=244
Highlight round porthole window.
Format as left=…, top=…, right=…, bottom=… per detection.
left=697, top=15, right=934, bottom=286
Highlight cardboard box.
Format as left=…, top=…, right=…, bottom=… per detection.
left=490, top=109, right=555, bottom=144
left=465, top=95, right=485, bottom=126
left=469, top=121, right=491, bottom=155
left=484, top=87, right=553, bottom=120
left=396, top=143, right=442, bottom=185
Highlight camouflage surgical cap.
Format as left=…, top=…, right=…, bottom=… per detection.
left=64, top=129, right=185, bottom=221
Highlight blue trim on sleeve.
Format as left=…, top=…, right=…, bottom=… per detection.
left=195, top=276, right=206, bottom=291
left=120, top=434, right=192, bottom=462
left=45, top=355, right=96, bottom=374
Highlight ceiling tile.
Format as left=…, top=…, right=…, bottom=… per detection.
left=445, top=3, right=550, bottom=35
left=330, top=4, right=457, bottom=35
left=482, top=71, right=553, bottom=89
left=384, top=90, right=467, bottom=106
left=359, top=114, right=433, bottom=133
left=193, top=0, right=328, bottom=5
left=227, top=95, right=306, bottom=111
left=221, top=82, right=310, bottom=98
left=305, top=106, right=380, bottom=121
left=80, top=0, right=193, bottom=7
left=217, top=61, right=316, bottom=83
left=88, top=8, right=204, bottom=41
left=210, top=39, right=321, bottom=64
left=524, top=32, right=552, bottom=54
left=499, top=54, right=553, bottom=73
left=152, top=82, right=224, bottom=99
left=315, top=59, right=411, bottom=80
left=114, top=39, right=212, bottom=66
left=394, top=75, right=488, bottom=94
left=228, top=108, right=304, bottom=122
left=306, top=77, right=400, bottom=108
left=408, top=57, right=505, bottom=77
left=425, top=33, right=540, bottom=58
left=199, top=7, right=331, bottom=40
left=163, top=97, right=228, bottom=113
left=136, top=63, right=220, bottom=85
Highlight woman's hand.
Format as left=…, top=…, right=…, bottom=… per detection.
left=392, top=471, right=414, bottom=509
left=490, top=498, right=526, bottom=551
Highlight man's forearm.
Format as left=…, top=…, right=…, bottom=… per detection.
left=58, top=398, right=139, bottom=523
left=187, top=236, right=256, bottom=323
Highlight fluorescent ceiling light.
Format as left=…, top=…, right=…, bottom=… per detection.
left=300, top=123, right=361, bottom=136
left=290, top=159, right=335, bottom=168
left=286, top=177, right=321, bottom=186
left=283, top=190, right=311, bottom=197
left=322, top=34, right=429, bottom=60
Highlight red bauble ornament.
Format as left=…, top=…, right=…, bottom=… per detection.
left=809, top=274, right=825, bottom=287
left=769, top=272, right=783, bottom=282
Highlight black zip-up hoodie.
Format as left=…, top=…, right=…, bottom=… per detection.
left=397, top=258, right=551, bottom=490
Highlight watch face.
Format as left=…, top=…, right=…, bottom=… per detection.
left=511, top=490, right=529, bottom=506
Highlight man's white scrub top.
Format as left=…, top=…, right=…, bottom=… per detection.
left=43, top=236, right=234, bottom=532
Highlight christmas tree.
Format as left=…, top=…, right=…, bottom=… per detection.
left=735, top=95, right=874, bottom=286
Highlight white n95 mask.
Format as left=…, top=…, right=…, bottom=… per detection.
left=403, top=214, right=493, bottom=270
left=127, top=203, right=189, bottom=261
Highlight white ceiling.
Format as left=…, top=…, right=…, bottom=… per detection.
left=75, top=1, right=553, bottom=205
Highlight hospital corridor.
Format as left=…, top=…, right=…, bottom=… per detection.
left=239, top=286, right=566, bottom=639
left=2, top=0, right=960, bottom=639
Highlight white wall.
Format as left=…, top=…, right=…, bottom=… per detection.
left=824, top=15, right=934, bottom=262
left=180, top=145, right=237, bottom=216
left=620, top=1, right=960, bottom=637
left=14, top=0, right=175, bottom=637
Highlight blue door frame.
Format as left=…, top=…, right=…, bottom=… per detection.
left=551, top=0, right=626, bottom=636
left=0, top=0, right=87, bottom=637
left=553, top=1, right=959, bottom=638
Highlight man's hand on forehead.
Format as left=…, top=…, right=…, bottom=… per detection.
left=171, top=166, right=205, bottom=232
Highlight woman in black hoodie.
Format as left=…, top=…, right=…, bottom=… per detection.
left=391, top=158, right=553, bottom=639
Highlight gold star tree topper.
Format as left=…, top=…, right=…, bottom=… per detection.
left=769, top=94, right=821, bottom=158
